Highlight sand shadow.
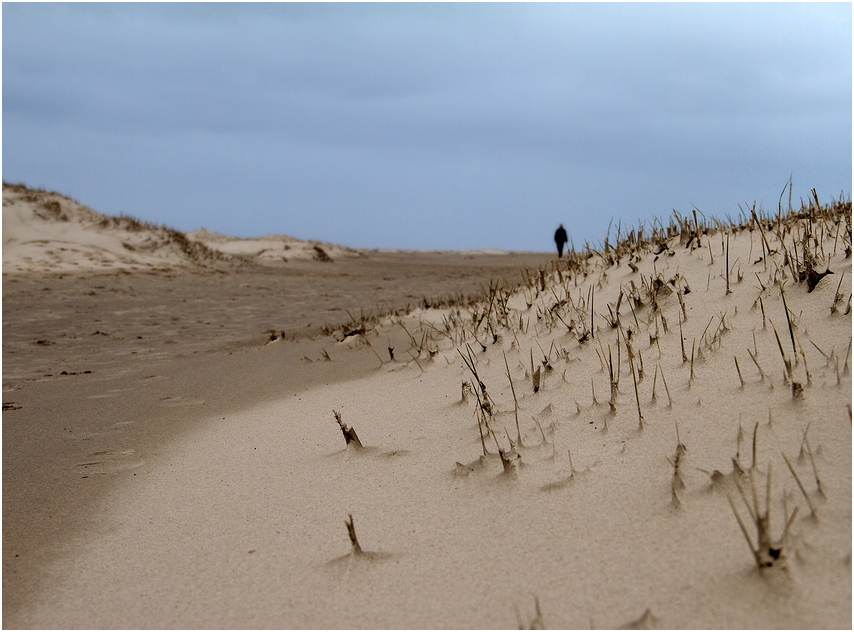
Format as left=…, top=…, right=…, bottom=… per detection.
left=325, top=443, right=410, bottom=460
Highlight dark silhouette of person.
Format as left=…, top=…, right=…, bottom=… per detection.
left=554, top=224, right=568, bottom=258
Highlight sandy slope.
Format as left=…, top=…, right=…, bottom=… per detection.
left=2, top=183, right=366, bottom=273
left=2, top=184, right=221, bottom=272
left=186, top=228, right=362, bottom=263
left=2, top=183, right=504, bottom=273
left=2, top=184, right=557, bottom=628
left=4, top=194, right=850, bottom=628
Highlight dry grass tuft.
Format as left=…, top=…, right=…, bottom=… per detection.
left=332, top=410, right=362, bottom=447
left=726, top=462, right=798, bottom=570
left=312, top=245, right=333, bottom=262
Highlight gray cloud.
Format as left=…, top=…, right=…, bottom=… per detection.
left=3, top=3, right=850, bottom=250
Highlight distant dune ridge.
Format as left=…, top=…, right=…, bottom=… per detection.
left=2, top=183, right=361, bottom=272
left=2, top=182, right=851, bottom=628
left=186, top=227, right=361, bottom=263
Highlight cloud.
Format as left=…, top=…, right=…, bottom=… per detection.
left=3, top=3, right=850, bottom=249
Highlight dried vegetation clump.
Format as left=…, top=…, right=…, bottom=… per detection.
left=99, top=214, right=230, bottom=264
left=332, top=410, right=362, bottom=447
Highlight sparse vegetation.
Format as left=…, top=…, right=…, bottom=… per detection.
left=332, top=410, right=362, bottom=447
left=6, top=176, right=849, bottom=627
left=727, top=463, right=799, bottom=570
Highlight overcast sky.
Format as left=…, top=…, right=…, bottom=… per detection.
left=3, top=3, right=851, bottom=251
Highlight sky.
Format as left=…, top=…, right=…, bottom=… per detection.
left=3, top=3, right=852, bottom=251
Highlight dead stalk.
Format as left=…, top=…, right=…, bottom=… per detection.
left=503, top=350, right=523, bottom=446
left=783, top=453, right=818, bottom=517
left=345, top=514, right=363, bottom=555
left=734, top=355, right=745, bottom=387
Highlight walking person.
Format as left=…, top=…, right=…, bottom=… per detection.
left=554, top=224, right=568, bottom=258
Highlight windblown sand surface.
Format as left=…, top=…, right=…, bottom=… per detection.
left=3, top=185, right=852, bottom=628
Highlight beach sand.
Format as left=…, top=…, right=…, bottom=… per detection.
left=3, top=185, right=851, bottom=628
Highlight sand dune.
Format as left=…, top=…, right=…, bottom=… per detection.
left=3, top=186, right=851, bottom=628
left=2, top=183, right=365, bottom=273
left=187, top=228, right=362, bottom=263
